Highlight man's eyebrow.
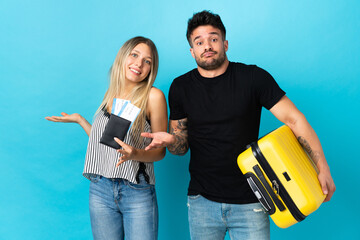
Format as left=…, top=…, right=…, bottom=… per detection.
left=193, top=32, right=220, bottom=42
left=193, top=36, right=201, bottom=42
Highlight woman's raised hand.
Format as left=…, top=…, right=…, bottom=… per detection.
left=45, top=112, right=92, bottom=136
left=45, top=112, right=82, bottom=123
left=114, top=137, right=139, bottom=167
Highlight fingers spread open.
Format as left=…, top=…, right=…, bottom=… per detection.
left=116, top=158, right=126, bottom=167
left=141, top=132, right=153, bottom=138
left=45, top=116, right=61, bottom=122
left=114, top=137, right=125, bottom=148
left=144, top=142, right=158, bottom=151
left=117, top=149, right=126, bottom=155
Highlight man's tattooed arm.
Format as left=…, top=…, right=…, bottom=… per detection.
left=168, top=118, right=189, bottom=155
left=297, top=136, right=321, bottom=165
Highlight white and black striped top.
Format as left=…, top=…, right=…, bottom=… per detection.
left=83, top=110, right=155, bottom=184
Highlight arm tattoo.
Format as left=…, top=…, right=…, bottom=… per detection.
left=168, top=119, right=189, bottom=155
left=297, top=136, right=320, bottom=165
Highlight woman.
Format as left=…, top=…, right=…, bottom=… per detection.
left=46, top=36, right=167, bottom=240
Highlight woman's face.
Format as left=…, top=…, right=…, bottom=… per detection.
left=124, top=43, right=152, bottom=85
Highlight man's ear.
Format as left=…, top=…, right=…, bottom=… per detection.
left=190, top=48, right=195, bottom=59
left=224, top=40, right=229, bottom=52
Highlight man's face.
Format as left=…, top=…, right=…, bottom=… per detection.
left=190, top=25, right=228, bottom=70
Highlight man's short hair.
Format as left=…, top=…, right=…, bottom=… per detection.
left=186, top=10, right=226, bottom=47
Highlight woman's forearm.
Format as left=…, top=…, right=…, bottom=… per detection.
left=78, top=116, right=92, bottom=136
left=134, top=147, right=166, bottom=163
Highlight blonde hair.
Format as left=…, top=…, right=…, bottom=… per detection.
left=98, top=36, right=159, bottom=139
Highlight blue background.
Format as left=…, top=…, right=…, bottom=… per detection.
left=1, top=0, right=359, bottom=239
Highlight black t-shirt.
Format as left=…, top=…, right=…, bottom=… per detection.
left=169, top=62, right=286, bottom=204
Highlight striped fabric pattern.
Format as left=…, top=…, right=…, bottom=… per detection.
left=83, top=110, right=155, bottom=184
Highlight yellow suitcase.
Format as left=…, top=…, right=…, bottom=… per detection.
left=237, top=125, right=325, bottom=228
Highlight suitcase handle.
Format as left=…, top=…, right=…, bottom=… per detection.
left=250, top=142, right=306, bottom=222
left=245, top=172, right=276, bottom=215
left=253, top=165, right=286, bottom=212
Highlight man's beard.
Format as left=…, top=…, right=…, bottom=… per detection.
left=195, top=51, right=226, bottom=70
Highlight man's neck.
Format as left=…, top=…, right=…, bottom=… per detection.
left=197, top=59, right=230, bottom=78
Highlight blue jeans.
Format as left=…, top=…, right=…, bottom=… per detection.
left=89, top=174, right=158, bottom=240
left=187, top=195, right=270, bottom=240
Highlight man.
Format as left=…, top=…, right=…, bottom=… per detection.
left=142, top=10, right=335, bottom=240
